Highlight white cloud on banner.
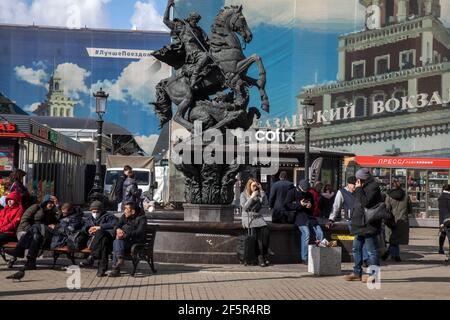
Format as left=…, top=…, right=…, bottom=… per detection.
left=91, top=57, right=171, bottom=110
left=0, top=0, right=110, bottom=28
left=224, top=0, right=366, bottom=30
left=131, top=1, right=168, bottom=31
left=24, top=102, right=41, bottom=113
left=55, top=63, right=91, bottom=100
left=135, top=134, right=159, bottom=155
left=14, top=66, right=48, bottom=87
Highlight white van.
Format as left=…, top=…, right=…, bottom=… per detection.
left=104, top=167, right=154, bottom=196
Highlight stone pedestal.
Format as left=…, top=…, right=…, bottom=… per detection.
left=308, top=245, right=342, bottom=276
left=183, top=204, right=234, bottom=223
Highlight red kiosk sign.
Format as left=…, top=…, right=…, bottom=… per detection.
left=355, top=156, right=450, bottom=169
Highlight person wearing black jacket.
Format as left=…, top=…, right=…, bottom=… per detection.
left=344, top=168, right=385, bottom=282
left=109, top=202, right=146, bottom=277
left=284, top=179, right=324, bottom=264
left=79, top=201, right=117, bottom=277
left=269, top=171, right=294, bottom=223
left=115, top=165, right=132, bottom=211
left=8, top=194, right=60, bottom=269
left=438, top=184, right=450, bottom=256
left=50, top=203, right=84, bottom=249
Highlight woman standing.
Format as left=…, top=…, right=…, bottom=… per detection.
left=240, top=178, right=270, bottom=267
left=8, top=169, right=30, bottom=208
left=438, top=184, right=450, bottom=256
left=383, top=180, right=412, bottom=262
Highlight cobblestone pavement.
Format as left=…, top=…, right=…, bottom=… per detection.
left=0, top=228, right=449, bottom=300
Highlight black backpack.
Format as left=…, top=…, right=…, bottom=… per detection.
left=108, top=180, right=118, bottom=203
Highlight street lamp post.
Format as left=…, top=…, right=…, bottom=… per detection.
left=91, top=88, right=109, bottom=199
left=302, top=96, right=315, bottom=184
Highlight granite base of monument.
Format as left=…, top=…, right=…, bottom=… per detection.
left=183, top=204, right=234, bottom=223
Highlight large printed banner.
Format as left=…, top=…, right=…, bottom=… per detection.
left=0, top=25, right=172, bottom=153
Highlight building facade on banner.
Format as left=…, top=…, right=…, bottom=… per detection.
left=296, top=0, right=450, bottom=221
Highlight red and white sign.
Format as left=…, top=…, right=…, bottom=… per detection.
left=0, top=122, right=16, bottom=132
left=355, top=156, right=450, bottom=169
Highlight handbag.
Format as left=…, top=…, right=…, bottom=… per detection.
left=364, top=202, right=388, bottom=225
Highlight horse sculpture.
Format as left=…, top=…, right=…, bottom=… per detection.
left=152, top=5, right=269, bottom=132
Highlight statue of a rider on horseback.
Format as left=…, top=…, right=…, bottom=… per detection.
left=150, top=0, right=270, bottom=205
left=151, top=0, right=269, bottom=133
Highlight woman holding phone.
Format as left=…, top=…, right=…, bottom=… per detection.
left=240, top=178, right=270, bottom=267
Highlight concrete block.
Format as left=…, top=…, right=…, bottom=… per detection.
left=308, top=245, right=342, bottom=276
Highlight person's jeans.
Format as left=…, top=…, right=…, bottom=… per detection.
left=298, top=224, right=324, bottom=262
left=352, top=234, right=380, bottom=276
left=112, top=239, right=133, bottom=265
left=389, top=244, right=400, bottom=257
left=346, top=220, right=369, bottom=262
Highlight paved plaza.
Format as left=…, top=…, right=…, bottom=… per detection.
left=0, top=228, right=449, bottom=300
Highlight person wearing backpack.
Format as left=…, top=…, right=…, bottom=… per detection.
left=121, top=169, right=139, bottom=211
left=344, top=168, right=386, bottom=282
left=115, top=165, right=132, bottom=211
left=382, top=180, right=412, bottom=262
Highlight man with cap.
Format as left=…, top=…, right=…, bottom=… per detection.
left=284, top=179, right=324, bottom=264
left=327, top=176, right=370, bottom=266
left=344, top=168, right=384, bottom=282
left=79, top=200, right=117, bottom=277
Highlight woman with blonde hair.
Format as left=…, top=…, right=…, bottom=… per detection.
left=240, top=178, right=270, bottom=267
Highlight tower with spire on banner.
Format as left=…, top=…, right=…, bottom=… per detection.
left=34, top=71, right=78, bottom=117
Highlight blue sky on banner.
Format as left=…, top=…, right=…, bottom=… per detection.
left=1, top=0, right=449, bottom=152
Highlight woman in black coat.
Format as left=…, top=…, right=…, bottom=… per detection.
left=438, top=184, right=450, bottom=255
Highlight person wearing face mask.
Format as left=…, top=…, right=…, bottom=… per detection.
left=0, top=191, right=25, bottom=247
left=79, top=201, right=116, bottom=277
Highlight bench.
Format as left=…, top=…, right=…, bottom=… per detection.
left=0, top=223, right=157, bottom=276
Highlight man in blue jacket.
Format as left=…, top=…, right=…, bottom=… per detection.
left=79, top=201, right=117, bottom=277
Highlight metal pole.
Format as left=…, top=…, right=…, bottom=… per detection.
left=93, top=116, right=104, bottom=194
left=304, top=124, right=311, bottom=184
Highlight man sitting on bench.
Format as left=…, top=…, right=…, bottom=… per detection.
left=8, top=195, right=59, bottom=270
left=79, top=201, right=117, bottom=277
left=109, top=202, right=146, bottom=277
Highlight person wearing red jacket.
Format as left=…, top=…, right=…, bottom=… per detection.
left=0, top=191, right=25, bottom=246
left=308, top=181, right=323, bottom=218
